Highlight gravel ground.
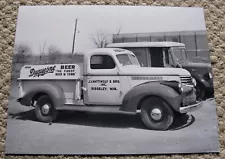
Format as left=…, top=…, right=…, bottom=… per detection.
left=4, top=83, right=220, bottom=155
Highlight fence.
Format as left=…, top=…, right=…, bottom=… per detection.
left=112, top=30, right=210, bottom=63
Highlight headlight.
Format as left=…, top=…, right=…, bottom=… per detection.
left=192, top=78, right=197, bottom=86
left=178, top=83, right=184, bottom=92
left=209, top=72, right=213, bottom=79
left=178, top=83, right=181, bottom=88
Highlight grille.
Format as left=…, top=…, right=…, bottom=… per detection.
left=180, top=76, right=193, bottom=85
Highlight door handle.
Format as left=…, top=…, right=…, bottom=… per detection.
left=81, top=87, right=87, bottom=91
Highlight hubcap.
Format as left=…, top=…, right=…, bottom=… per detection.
left=150, top=108, right=162, bottom=121
left=42, top=104, right=50, bottom=115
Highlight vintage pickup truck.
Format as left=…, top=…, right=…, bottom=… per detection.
left=107, top=42, right=214, bottom=101
left=17, top=48, right=202, bottom=130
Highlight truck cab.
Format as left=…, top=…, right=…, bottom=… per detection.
left=107, top=42, right=214, bottom=100
left=17, top=48, right=202, bottom=130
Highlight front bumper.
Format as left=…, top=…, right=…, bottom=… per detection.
left=178, top=84, right=203, bottom=113
left=179, top=101, right=203, bottom=113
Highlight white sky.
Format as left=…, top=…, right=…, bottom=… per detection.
left=15, top=5, right=206, bottom=55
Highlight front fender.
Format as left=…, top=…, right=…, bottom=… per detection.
left=191, top=73, right=209, bottom=88
left=18, top=82, right=65, bottom=108
left=120, top=82, right=182, bottom=113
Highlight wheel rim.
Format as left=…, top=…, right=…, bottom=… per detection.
left=41, top=104, right=51, bottom=115
left=150, top=108, right=162, bottom=121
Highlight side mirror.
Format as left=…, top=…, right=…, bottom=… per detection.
left=176, top=63, right=182, bottom=68
left=169, top=62, right=177, bottom=68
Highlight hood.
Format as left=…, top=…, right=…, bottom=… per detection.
left=181, top=61, right=211, bottom=69
left=180, top=61, right=212, bottom=76
left=119, top=66, right=191, bottom=76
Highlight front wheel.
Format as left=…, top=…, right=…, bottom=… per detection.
left=196, top=83, right=205, bottom=101
left=140, top=96, right=174, bottom=130
left=35, top=95, right=58, bottom=123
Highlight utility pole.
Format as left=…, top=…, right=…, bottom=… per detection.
left=72, top=19, right=78, bottom=55
left=39, top=41, right=46, bottom=64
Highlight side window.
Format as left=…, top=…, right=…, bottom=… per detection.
left=127, top=48, right=148, bottom=67
left=90, top=55, right=116, bottom=69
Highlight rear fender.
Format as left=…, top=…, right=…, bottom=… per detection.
left=120, top=82, right=182, bottom=113
left=18, top=83, right=65, bottom=108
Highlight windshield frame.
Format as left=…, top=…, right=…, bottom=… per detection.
left=116, top=53, right=140, bottom=67
left=170, top=47, right=187, bottom=64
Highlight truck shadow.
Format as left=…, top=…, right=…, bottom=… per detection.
left=169, top=114, right=195, bottom=131
left=9, top=109, right=37, bottom=121
left=9, top=109, right=195, bottom=131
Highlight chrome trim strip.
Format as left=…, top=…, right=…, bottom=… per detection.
left=179, top=101, right=202, bottom=113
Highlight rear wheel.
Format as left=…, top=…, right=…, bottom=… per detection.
left=35, top=95, right=58, bottom=123
left=140, top=96, right=174, bottom=130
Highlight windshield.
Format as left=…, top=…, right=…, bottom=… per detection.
left=171, top=47, right=187, bottom=63
left=116, top=54, right=140, bottom=66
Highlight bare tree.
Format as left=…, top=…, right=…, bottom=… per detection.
left=90, top=30, right=112, bottom=48
left=115, top=26, right=122, bottom=35
left=111, top=26, right=123, bottom=43
left=47, top=45, right=61, bottom=64
left=14, top=44, right=32, bottom=64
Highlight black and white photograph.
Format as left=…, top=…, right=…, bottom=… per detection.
left=5, top=5, right=220, bottom=155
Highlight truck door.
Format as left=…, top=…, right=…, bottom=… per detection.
left=83, top=54, right=121, bottom=105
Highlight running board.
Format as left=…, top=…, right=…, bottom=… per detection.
left=56, top=105, right=137, bottom=114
